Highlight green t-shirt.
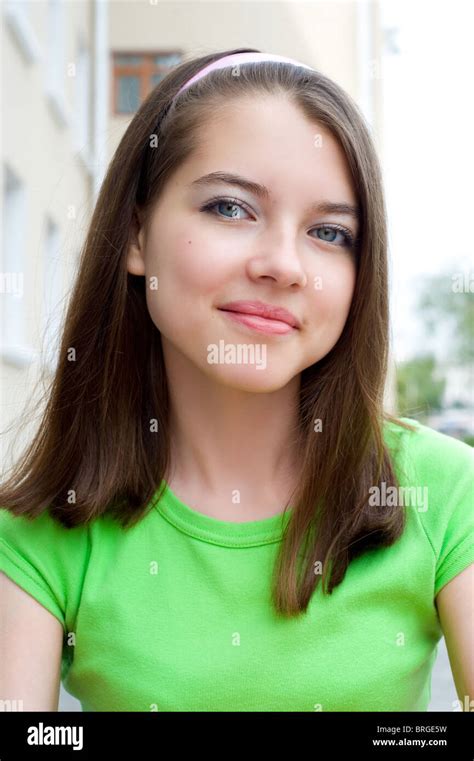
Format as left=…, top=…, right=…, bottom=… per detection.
left=1, top=417, right=473, bottom=712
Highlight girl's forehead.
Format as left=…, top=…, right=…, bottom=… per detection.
left=194, top=95, right=333, bottom=139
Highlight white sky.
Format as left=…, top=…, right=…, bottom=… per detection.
left=379, top=0, right=473, bottom=361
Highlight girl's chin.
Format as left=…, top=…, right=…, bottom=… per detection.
left=205, top=365, right=295, bottom=394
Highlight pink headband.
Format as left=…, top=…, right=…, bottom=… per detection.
left=173, top=52, right=315, bottom=100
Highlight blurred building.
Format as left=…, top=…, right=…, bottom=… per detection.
left=1, top=0, right=108, bottom=466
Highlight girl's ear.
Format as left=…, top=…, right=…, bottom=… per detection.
left=126, top=207, right=147, bottom=276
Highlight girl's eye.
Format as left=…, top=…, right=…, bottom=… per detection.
left=311, top=225, right=355, bottom=249
left=200, top=197, right=355, bottom=249
left=200, top=197, right=251, bottom=221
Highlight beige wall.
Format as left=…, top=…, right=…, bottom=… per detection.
left=109, top=1, right=379, bottom=155
left=1, top=0, right=98, bottom=468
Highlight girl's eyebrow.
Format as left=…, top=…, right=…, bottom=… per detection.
left=189, top=171, right=361, bottom=222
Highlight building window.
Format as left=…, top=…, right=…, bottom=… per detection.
left=42, top=216, right=63, bottom=372
left=2, top=165, right=27, bottom=351
left=75, top=37, right=91, bottom=153
left=3, top=0, right=41, bottom=64
left=45, top=0, right=69, bottom=127
left=112, top=52, right=182, bottom=115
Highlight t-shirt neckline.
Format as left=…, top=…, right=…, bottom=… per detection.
left=152, top=479, right=293, bottom=548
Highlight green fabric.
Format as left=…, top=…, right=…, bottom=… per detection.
left=1, top=417, right=473, bottom=712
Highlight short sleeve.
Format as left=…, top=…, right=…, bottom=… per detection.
left=0, top=506, right=90, bottom=632
left=400, top=418, right=474, bottom=597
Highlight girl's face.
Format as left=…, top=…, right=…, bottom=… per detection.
left=127, top=95, right=359, bottom=392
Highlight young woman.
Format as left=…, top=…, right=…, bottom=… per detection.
left=0, top=48, right=472, bottom=713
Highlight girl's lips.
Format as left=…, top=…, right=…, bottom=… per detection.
left=218, top=309, right=296, bottom=335
left=219, top=300, right=300, bottom=328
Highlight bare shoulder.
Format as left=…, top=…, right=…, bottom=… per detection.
left=0, top=570, right=63, bottom=711
left=435, top=563, right=474, bottom=709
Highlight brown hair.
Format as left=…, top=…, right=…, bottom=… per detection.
left=0, top=47, right=416, bottom=616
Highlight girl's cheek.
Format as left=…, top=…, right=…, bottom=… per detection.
left=310, top=263, right=355, bottom=316
left=171, top=244, right=231, bottom=292
left=321, top=257, right=355, bottom=290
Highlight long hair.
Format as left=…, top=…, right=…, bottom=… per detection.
left=0, top=46, right=416, bottom=616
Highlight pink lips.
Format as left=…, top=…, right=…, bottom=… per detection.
left=218, top=300, right=301, bottom=335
